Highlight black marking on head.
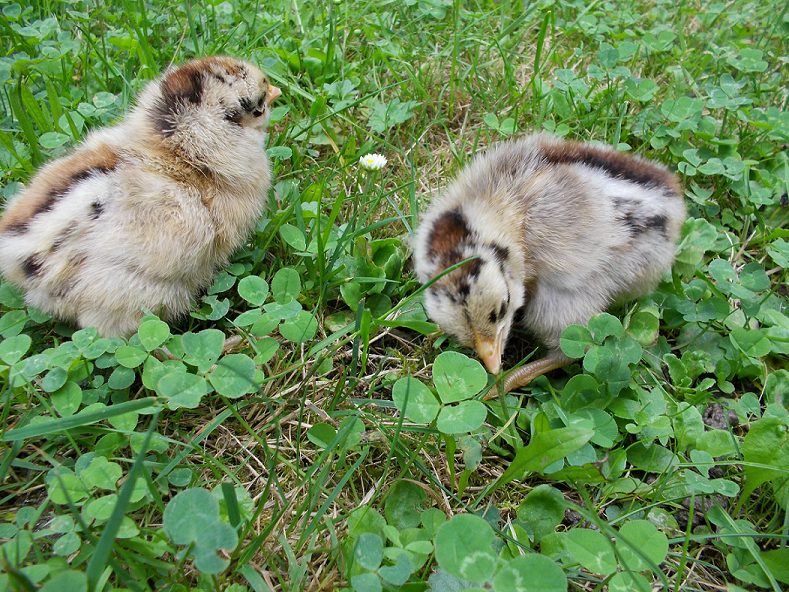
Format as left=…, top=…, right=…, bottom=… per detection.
left=153, top=64, right=205, bottom=137
left=427, top=209, right=472, bottom=261
left=490, top=243, right=509, bottom=261
left=513, top=305, right=526, bottom=325
left=453, top=281, right=471, bottom=304
left=22, top=253, right=44, bottom=278
left=488, top=300, right=508, bottom=325
left=224, top=108, right=243, bottom=126
left=89, top=201, right=104, bottom=220
left=239, top=97, right=253, bottom=112
left=464, top=257, right=482, bottom=280
left=252, top=95, right=265, bottom=117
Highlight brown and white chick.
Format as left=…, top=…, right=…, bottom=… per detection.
left=414, top=133, right=686, bottom=395
left=0, top=56, right=281, bottom=338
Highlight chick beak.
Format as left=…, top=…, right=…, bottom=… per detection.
left=474, top=328, right=504, bottom=375
left=266, top=85, right=282, bottom=106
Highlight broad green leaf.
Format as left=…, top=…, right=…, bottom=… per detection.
left=182, top=329, right=225, bottom=372
left=263, top=299, right=302, bottom=320
left=616, top=520, right=669, bottom=571
left=565, top=529, right=617, bottom=575
left=254, top=336, right=279, bottom=364
left=209, top=354, right=256, bottom=398
left=48, top=471, right=89, bottom=505
left=560, top=324, right=595, bottom=358
left=378, top=553, right=413, bottom=586
left=115, top=345, right=148, bottom=368
left=353, top=533, right=383, bottom=571
left=730, top=328, right=771, bottom=358
left=0, top=334, right=31, bottom=364
left=433, top=351, right=487, bottom=403
left=434, top=514, right=496, bottom=583
left=266, top=145, right=292, bottom=159
left=53, top=531, right=81, bottom=556
left=238, top=275, right=270, bottom=306
left=497, top=427, right=594, bottom=487
left=40, top=570, right=87, bottom=592
left=279, top=310, right=318, bottom=342
left=436, top=400, right=487, bottom=434
left=764, top=370, right=789, bottom=407
left=588, top=313, right=623, bottom=343
left=608, top=572, right=651, bottom=592
left=271, top=268, right=301, bottom=303
left=279, top=224, right=307, bottom=251
left=42, top=367, right=68, bottom=392
left=52, top=381, right=82, bottom=417
left=560, top=374, right=600, bottom=412
left=347, top=507, right=386, bottom=540
left=137, top=319, right=170, bottom=351
left=80, top=457, right=122, bottom=490
left=350, top=573, right=381, bottom=592
left=739, top=262, right=770, bottom=291
left=84, top=494, right=119, bottom=521
left=516, top=485, right=565, bottom=544
left=392, top=377, right=440, bottom=424
left=39, top=131, right=70, bottom=148
left=157, top=372, right=210, bottom=409
left=306, top=423, right=336, bottom=448
left=385, top=481, right=426, bottom=530
left=626, top=310, right=659, bottom=346
left=740, top=404, right=789, bottom=507
left=492, top=554, right=567, bottom=592
left=108, top=366, right=135, bottom=390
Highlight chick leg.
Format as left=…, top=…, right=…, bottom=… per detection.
left=484, top=350, right=573, bottom=400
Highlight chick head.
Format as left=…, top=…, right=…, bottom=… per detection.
left=417, top=209, right=525, bottom=375
left=150, top=56, right=281, bottom=137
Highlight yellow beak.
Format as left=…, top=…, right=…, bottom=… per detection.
left=474, top=328, right=505, bottom=375
left=266, top=85, right=282, bottom=106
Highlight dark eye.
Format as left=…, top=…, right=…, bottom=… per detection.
left=257, top=96, right=265, bottom=108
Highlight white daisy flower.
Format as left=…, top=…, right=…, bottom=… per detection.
left=359, top=153, right=387, bottom=170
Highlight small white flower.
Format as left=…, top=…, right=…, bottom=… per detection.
left=359, top=153, right=387, bottom=170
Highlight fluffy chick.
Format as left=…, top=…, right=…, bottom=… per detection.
left=414, top=133, right=686, bottom=394
left=0, top=56, right=281, bottom=338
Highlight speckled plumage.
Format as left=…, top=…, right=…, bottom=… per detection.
left=414, top=133, right=687, bottom=393
left=0, top=56, right=280, bottom=337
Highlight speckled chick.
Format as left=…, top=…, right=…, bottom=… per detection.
left=414, top=133, right=686, bottom=394
left=0, top=56, right=281, bottom=338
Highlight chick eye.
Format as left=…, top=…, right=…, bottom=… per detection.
left=257, top=96, right=265, bottom=108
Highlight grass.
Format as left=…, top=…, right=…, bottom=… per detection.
left=1, top=0, right=789, bottom=590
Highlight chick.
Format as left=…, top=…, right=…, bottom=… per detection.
left=0, top=56, right=281, bottom=338
left=414, top=133, right=686, bottom=395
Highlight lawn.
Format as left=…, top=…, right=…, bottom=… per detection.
left=1, top=0, right=788, bottom=590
